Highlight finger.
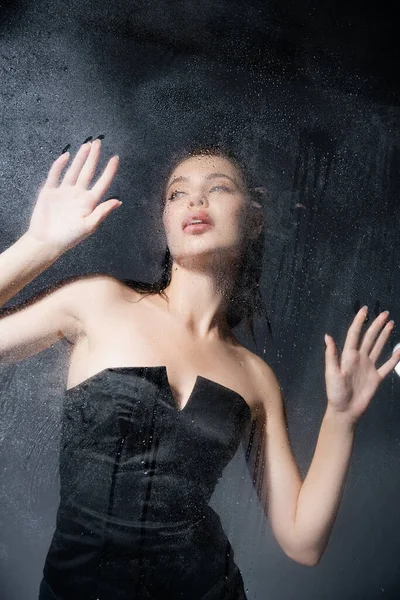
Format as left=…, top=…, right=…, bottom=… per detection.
left=90, top=155, right=120, bottom=199
left=60, top=142, right=92, bottom=186
left=75, top=138, right=102, bottom=188
left=342, top=307, right=368, bottom=355
left=360, top=310, right=390, bottom=355
left=377, top=348, right=400, bottom=380
left=44, top=152, right=71, bottom=188
left=84, top=198, right=121, bottom=231
left=325, top=334, right=341, bottom=376
left=369, top=319, right=394, bottom=364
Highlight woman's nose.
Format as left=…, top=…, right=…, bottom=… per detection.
left=188, top=193, right=207, bottom=206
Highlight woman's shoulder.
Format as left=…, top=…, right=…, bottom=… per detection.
left=239, top=346, right=280, bottom=388
left=57, top=273, right=144, bottom=298
left=53, top=273, right=144, bottom=325
left=228, top=335, right=273, bottom=372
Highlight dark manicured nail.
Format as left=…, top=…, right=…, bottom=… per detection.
left=61, top=144, right=71, bottom=154
left=95, top=134, right=105, bottom=140
left=83, top=136, right=93, bottom=144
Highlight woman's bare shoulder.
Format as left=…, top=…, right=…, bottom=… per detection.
left=60, top=273, right=141, bottom=297
left=238, top=346, right=279, bottom=386
left=56, top=273, right=142, bottom=326
left=248, top=350, right=278, bottom=380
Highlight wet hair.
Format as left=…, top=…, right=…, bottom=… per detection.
left=121, top=144, right=273, bottom=349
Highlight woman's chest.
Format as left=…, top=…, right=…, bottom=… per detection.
left=67, top=294, right=262, bottom=417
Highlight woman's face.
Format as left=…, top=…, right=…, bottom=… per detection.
left=162, top=154, right=261, bottom=267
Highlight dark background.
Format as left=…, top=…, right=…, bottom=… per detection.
left=1, top=1, right=400, bottom=598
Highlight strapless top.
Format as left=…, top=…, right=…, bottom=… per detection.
left=42, top=366, right=252, bottom=599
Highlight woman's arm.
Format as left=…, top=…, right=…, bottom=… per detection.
left=0, top=140, right=121, bottom=361
left=255, top=361, right=354, bottom=566
left=0, top=232, right=62, bottom=309
left=250, top=308, right=400, bottom=567
left=0, top=233, right=79, bottom=361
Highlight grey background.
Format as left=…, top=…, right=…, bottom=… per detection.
left=1, top=1, right=400, bottom=598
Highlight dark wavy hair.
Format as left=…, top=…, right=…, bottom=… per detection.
left=120, top=144, right=273, bottom=349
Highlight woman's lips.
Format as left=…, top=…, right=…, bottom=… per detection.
left=183, top=223, right=213, bottom=233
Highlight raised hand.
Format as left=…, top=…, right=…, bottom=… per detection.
left=324, top=306, right=400, bottom=426
left=26, top=139, right=121, bottom=253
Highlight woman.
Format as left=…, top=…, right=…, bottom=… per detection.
left=0, top=139, right=398, bottom=600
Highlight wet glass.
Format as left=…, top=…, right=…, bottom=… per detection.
left=1, top=3, right=400, bottom=600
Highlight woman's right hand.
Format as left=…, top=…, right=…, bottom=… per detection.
left=26, top=139, right=121, bottom=253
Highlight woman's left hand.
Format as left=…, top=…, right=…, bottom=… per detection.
left=324, top=306, right=400, bottom=425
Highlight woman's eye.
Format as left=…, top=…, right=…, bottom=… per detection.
left=168, top=185, right=231, bottom=201
left=168, top=190, right=184, bottom=201
left=210, top=185, right=231, bottom=193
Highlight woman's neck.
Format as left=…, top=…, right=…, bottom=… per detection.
left=162, top=260, right=238, bottom=340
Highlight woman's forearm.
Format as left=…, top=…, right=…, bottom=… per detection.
left=0, top=231, right=62, bottom=309
left=292, top=406, right=356, bottom=564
